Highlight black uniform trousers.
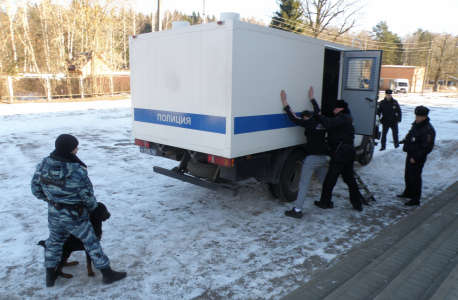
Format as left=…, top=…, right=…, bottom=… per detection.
left=381, top=122, right=399, bottom=148
left=402, top=153, right=426, bottom=204
left=320, top=159, right=363, bottom=209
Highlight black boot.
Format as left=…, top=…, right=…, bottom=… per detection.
left=100, top=266, right=127, bottom=284
left=314, top=201, right=334, bottom=209
left=404, top=200, right=420, bottom=206
left=46, top=267, right=58, bottom=287
left=397, top=194, right=410, bottom=198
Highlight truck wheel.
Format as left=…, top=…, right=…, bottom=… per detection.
left=358, top=136, right=374, bottom=165
left=273, top=150, right=305, bottom=202
left=187, top=160, right=218, bottom=178
left=261, top=182, right=277, bottom=198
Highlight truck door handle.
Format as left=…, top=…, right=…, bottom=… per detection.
left=365, top=97, right=373, bottom=102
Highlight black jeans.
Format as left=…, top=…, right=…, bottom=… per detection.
left=320, top=159, right=362, bottom=209
left=381, top=123, right=399, bottom=148
left=403, top=153, right=426, bottom=203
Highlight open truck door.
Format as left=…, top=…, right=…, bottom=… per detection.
left=340, top=50, right=382, bottom=136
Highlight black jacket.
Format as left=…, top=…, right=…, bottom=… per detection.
left=312, top=99, right=355, bottom=161
left=283, top=105, right=327, bottom=156
left=402, top=117, right=435, bottom=162
left=377, top=97, right=402, bottom=125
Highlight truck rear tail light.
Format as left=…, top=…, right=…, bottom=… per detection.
left=134, top=139, right=150, bottom=148
left=208, top=155, right=234, bottom=167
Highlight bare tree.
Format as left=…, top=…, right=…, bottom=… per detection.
left=5, top=0, right=18, bottom=73
left=429, top=34, right=457, bottom=91
left=301, top=0, right=365, bottom=39
left=241, top=16, right=266, bottom=26
left=18, top=1, right=40, bottom=74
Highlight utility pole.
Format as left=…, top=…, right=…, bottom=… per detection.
left=202, top=0, right=205, bottom=23
left=455, top=39, right=458, bottom=98
left=157, top=0, right=162, bottom=31
left=421, top=40, right=433, bottom=96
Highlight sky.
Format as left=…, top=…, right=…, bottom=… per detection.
left=1, top=92, right=458, bottom=299
left=135, top=0, right=458, bottom=37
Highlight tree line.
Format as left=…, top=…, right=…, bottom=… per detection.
left=1, top=0, right=457, bottom=91
left=271, top=0, right=458, bottom=91
left=0, top=0, right=220, bottom=77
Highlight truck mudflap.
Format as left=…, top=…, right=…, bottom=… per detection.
left=153, top=166, right=238, bottom=196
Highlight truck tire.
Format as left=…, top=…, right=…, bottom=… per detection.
left=261, top=182, right=277, bottom=198
left=358, top=136, right=375, bottom=165
left=187, top=160, right=218, bottom=178
left=273, top=150, right=305, bottom=202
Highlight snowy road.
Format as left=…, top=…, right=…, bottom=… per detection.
left=1, top=94, right=458, bottom=299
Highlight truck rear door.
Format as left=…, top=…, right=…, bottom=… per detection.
left=340, top=50, right=382, bottom=136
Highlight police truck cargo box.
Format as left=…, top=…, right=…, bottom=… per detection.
left=129, top=13, right=382, bottom=201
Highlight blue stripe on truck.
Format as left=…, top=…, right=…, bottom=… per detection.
left=134, top=108, right=226, bottom=134
left=234, top=113, right=300, bottom=135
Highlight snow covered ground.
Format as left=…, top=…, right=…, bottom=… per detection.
left=1, top=93, right=458, bottom=299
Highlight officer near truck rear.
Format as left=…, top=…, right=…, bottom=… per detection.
left=377, top=89, right=402, bottom=150
left=312, top=99, right=364, bottom=212
left=31, top=134, right=127, bottom=287
left=397, top=106, right=435, bottom=206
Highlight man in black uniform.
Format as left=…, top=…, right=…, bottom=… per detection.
left=377, top=89, right=402, bottom=151
left=312, top=99, right=363, bottom=212
left=397, top=106, right=435, bottom=206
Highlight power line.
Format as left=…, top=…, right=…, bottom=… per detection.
left=262, top=13, right=455, bottom=46
left=268, top=20, right=430, bottom=51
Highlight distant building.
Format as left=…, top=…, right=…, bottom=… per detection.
left=379, top=65, right=425, bottom=93
left=68, top=52, right=112, bottom=77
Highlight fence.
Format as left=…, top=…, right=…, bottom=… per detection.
left=0, top=74, right=130, bottom=102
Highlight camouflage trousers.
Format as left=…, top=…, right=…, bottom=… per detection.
left=44, top=205, right=110, bottom=269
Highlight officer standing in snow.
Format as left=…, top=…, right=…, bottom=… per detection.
left=377, top=89, right=402, bottom=150
left=397, top=106, right=435, bottom=206
left=31, top=134, right=126, bottom=287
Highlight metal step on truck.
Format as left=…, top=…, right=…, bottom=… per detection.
left=129, top=13, right=382, bottom=202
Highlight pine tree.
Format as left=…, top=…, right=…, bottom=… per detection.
left=191, top=11, right=197, bottom=25
left=270, top=0, right=304, bottom=34
left=372, top=21, right=403, bottom=65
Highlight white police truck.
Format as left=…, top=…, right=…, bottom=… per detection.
left=129, top=13, right=382, bottom=201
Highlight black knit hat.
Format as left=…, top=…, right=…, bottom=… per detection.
left=414, top=106, right=429, bottom=116
left=55, top=134, right=79, bottom=153
left=385, top=89, right=393, bottom=94
left=333, top=99, right=348, bottom=110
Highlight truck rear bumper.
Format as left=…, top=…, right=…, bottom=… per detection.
left=153, top=166, right=238, bottom=196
